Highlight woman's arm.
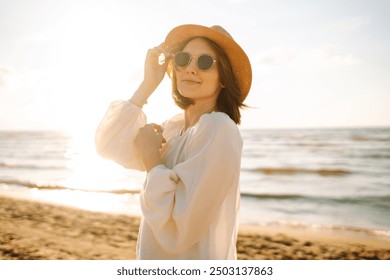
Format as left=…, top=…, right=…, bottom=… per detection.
left=95, top=100, right=147, bottom=170
left=131, top=43, right=172, bottom=107
left=95, top=43, right=171, bottom=170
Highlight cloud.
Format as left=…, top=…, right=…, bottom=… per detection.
left=255, top=47, right=297, bottom=66
left=325, top=16, right=372, bottom=33
left=255, top=44, right=361, bottom=67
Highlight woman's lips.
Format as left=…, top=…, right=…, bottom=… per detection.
left=181, top=79, right=201, bottom=86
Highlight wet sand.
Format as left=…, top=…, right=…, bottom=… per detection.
left=1, top=195, right=390, bottom=260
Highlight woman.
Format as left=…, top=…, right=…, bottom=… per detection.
left=95, top=24, right=252, bottom=259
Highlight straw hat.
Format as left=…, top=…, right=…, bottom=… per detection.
left=163, top=24, right=252, bottom=101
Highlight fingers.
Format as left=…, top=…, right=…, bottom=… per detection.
left=150, top=123, right=166, bottom=145
left=150, top=43, right=172, bottom=65
left=155, top=42, right=173, bottom=57
left=139, top=123, right=165, bottom=143
left=140, top=123, right=160, bottom=131
left=150, top=123, right=163, bottom=133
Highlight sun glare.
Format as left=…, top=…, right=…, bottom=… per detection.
left=44, top=4, right=179, bottom=135
left=60, top=128, right=145, bottom=193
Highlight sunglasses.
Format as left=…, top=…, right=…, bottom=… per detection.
left=174, top=51, right=217, bottom=71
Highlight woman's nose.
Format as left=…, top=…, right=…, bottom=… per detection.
left=186, top=59, right=197, bottom=75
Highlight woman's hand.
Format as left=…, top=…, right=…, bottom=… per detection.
left=139, top=43, right=172, bottom=94
left=130, top=43, right=172, bottom=107
left=134, top=123, right=166, bottom=172
left=144, top=43, right=171, bottom=90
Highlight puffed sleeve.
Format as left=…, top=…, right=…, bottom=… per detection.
left=140, top=113, right=243, bottom=254
left=95, top=100, right=146, bottom=171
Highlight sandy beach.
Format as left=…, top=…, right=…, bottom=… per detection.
left=1, top=195, right=390, bottom=260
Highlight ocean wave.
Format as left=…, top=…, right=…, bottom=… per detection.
left=0, top=162, right=66, bottom=170
left=245, top=167, right=352, bottom=176
left=241, top=192, right=390, bottom=209
left=335, top=196, right=390, bottom=210
left=251, top=221, right=390, bottom=240
left=4, top=177, right=388, bottom=210
left=0, top=179, right=139, bottom=195
left=351, top=134, right=390, bottom=142
left=360, top=153, right=390, bottom=159
left=242, top=193, right=305, bottom=200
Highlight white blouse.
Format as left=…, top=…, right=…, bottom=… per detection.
left=95, top=100, right=243, bottom=260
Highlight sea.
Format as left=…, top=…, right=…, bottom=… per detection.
left=1, top=128, right=390, bottom=238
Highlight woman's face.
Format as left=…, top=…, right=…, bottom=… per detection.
left=174, top=38, right=221, bottom=103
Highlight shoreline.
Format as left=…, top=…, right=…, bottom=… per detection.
left=1, top=195, right=390, bottom=260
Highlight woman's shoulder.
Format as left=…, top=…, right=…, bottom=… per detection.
left=188, top=112, right=243, bottom=151
left=162, top=113, right=184, bottom=135
left=199, top=111, right=237, bottom=127
left=166, top=113, right=184, bottom=126
left=196, top=112, right=241, bottom=136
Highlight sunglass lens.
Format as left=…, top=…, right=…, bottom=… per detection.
left=198, top=55, right=214, bottom=70
left=174, top=52, right=190, bottom=67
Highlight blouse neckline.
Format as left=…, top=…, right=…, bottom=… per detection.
left=177, top=111, right=219, bottom=137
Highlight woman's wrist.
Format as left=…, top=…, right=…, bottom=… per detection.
left=143, top=150, right=163, bottom=172
left=130, top=82, right=154, bottom=107
left=130, top=93, right=147, bottom=107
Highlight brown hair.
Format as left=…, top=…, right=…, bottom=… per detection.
left=170, top=37, right=246, bottom=124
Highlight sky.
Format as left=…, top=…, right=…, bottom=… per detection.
left=0, top=0, right=389, bottom=134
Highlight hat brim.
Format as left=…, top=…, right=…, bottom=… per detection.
left=164, top=24, right=252, bottom=101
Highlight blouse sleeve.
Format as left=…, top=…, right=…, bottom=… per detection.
left=140, top=113, right=243, bottom=254
left=95, top=100, right=146, bottom=171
